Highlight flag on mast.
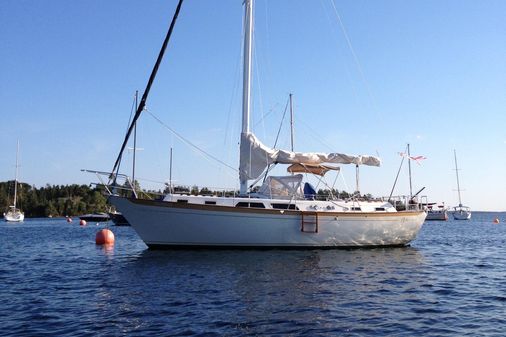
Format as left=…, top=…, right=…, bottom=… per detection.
left=398, top=152, right=427, bottom=165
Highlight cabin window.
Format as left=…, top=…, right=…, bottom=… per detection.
left=235, top=202, right=265, bottom=208
left=271, top=203, right=298, bottom=210
left=177, top=199, right=188, bottom=203
left=351, top=207, right=362, bottom=211
left=205, top=201, right=216, bottom=205
left=375, top=207, right=386, bottom=211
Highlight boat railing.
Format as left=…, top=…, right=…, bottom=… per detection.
left=381, top=195, right=427, bottom=212
left=83, top=169, right=242, bottom=200
left=81, top=169, right=139, bottom=198
left=166, top=184, right=240, bottom=198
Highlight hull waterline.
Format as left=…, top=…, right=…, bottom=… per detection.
left=109, top=196, right=426, bottom=248
left=4, top=212, right=24, bottom=222
left=425, top=211, right=448, bottom=221
left=453, top=211, right=471, bottom=220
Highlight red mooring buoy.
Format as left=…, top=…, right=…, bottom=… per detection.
left=493, top=218, right=500, bottom=224
left=96, top=229, right=115, bottom=245
left=66, top=217, right=72, bottom=223
left=79, top=219, right=87, bottom=226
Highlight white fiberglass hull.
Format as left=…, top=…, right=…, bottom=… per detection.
left=4, top=211, right=24, bottom=222
left=110, top=196, right=426, bottom=248
left=453, top=210, right=471, bottom=220
left=425, top=210, right=448, bottom=221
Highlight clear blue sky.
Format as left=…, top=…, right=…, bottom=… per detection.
left=1, top=0, right=505, bottom=211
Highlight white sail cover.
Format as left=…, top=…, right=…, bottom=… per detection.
left=239, top=133, right=381, bottom=181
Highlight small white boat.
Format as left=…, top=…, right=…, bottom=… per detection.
left=92, top=0, right=426, bottom=248
left=452, top=150, right=471, bottom=220
left=4, top=141, right=24, bottom=222
left=453, top=205, right=471, bottom=220
left=425, top=203, right=448, bottom=221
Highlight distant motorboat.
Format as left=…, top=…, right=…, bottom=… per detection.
left=4, top=141, right=24, bottom=222
left=425, top=203, right=448, bottom=221
left=79, top=212, right=110, bottom=222
left=451, top=150, right=471, bottom=220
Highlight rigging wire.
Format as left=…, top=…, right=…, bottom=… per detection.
left=273, top=95, right=291, bottom=149
left=388, top=144, right=409, bottom=201
left=114, top=92, right=140, bottom=181
left=126, top=91, right=137, bottom=131
left=110, top=0, right=185, bottom=181
left=146, top=110, right=238, bottom=174
left=253, top=28, right=268, bottom=141
left=224, top=13, right=246, bottom=148
left=318, top=0, right=361, bottom=107
left=328, top=0, right=377, bottom=111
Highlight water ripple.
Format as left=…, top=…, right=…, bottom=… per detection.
left=2, top=213, right=506, bottom=336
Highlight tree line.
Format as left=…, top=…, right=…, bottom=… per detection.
left=0, top=181, right=108, bottom=218
left=1, top=180, right=375, bottom=218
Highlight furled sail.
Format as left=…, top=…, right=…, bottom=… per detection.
left=239, top=132, right=381, bottom=181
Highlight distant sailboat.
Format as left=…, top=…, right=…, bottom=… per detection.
left=4, top=141, right=24, bottom=222
left=452, top=149, right=471, bottom=220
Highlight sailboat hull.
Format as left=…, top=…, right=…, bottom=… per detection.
left=425, top=210, right=448, bottom=221
left=4, top=211, right=24, bottom=222
left=110, top=196, right=426, bottom=248
left=453, top=211, right=471, bottom=220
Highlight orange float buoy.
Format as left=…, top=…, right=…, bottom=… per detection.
left=493, top=218, right=500, bottom=224
left=95, top=229, right=115, bottom=245
left=80, top=219, right=87, bottom=226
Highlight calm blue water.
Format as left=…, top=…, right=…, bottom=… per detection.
left=2, top=212, right=506, bottom=336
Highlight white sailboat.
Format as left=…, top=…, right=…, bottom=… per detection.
left=425, top=203, right=448, bottom=221
left=100, top=0, right=426, bottom=248
left=4, top=141, right=24, bottom=222
left=452, top=149, right=471, bottom=220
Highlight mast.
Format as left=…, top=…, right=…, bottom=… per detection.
left=289, top=93, right=294, bottom=152
left=454, top=149, right=462, bottom=206
left=110, top=0, right=184, bottom=181
left=355, top=164, right=360, bottom=194
left=13, top=140, right=19, bottom=209
left=132, top=90, right=138, bottom=192
left=169, top=147, right=173, bottom=193
left=407, top=143, right=413, bottom=198
left=240, top=0, right=254, bottom=194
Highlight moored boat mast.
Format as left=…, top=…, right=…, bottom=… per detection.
left=240, top=0, right=254, bottom=195
left=109, top=0, right=185, bottom=183
left=454, top=149, right=463, bottom=206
